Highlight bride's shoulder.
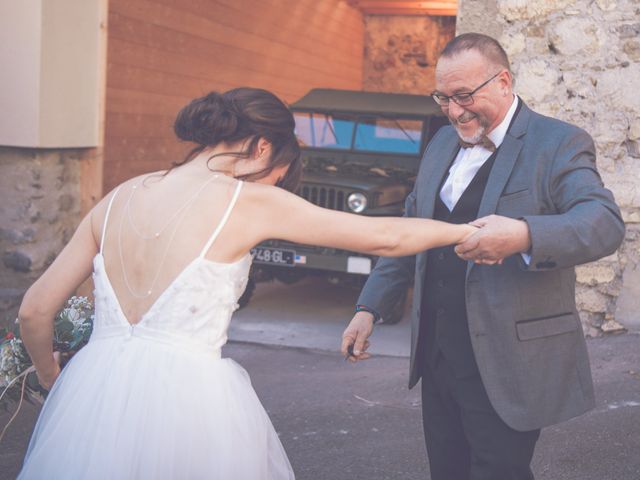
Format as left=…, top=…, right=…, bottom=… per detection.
left=239, top=181, right=294, bottom=206
left=238, top=180, right=272, bottom=196
left=101, top=171, right=169, bottom=201
left=88, top=173, right=154, bottom=229
left=93, top=177, right=137, bottom=209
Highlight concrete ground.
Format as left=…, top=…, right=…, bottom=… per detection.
left=230, top=276, right=413, bottom=356
left=1, top=278, right=639, bottom=479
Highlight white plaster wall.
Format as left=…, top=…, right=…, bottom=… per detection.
left=0, top=1, right=42, bottom=146
left=0, top=0, right=103, bottom=147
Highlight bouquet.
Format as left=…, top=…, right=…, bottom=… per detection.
left=0, top=296, right=94, bottom=440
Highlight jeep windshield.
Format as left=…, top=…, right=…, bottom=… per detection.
left=294, top=112, right=423, bottom=155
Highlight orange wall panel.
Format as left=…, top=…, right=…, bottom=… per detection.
left=104, top=0, right=364, bottom=190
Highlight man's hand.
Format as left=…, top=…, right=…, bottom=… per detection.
left=341, top=311, right=374, bottom=363
left=455, top=215, right=531, bottom=264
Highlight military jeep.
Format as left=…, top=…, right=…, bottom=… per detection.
left=243, top=88, right=448, bottom=324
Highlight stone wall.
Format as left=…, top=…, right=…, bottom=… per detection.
left=0, top=147, right=85, bottom=328
left=457, top=0, right=640, bottom=333
left=363, top=15, right=456, bottom=94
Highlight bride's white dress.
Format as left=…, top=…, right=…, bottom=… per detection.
left=19, top=181, right=295, bottom=479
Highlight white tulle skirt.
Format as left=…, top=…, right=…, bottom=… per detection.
left=18, top=335, right=295, bottom=479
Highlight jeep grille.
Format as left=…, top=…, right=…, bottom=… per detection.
left=298, top=185, right=348, bottom=211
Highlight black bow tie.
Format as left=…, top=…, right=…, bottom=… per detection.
left=459, top=136, right=496, bottom=152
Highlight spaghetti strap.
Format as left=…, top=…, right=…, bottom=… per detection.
left=198, top=181, right=244, bottom=258
left=100, top=186, right=122, bottom=254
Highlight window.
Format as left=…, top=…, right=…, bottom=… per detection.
left=294, top=112, right=424, bottom=155
left=294, top=113, right=355, bottom=149
left=354, top=118, right=423, bottom=154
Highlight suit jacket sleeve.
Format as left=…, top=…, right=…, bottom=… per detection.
left=356, top=189, right=418, bottom=319
left=522, top=127, right=624, bottom=271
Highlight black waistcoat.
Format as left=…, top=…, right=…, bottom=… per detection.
left=419, top=149, right=498, bottom=378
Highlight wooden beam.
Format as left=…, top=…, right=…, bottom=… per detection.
left=356, top=8, right=456, bottom=15
left=348, top=0, right=457, bottom=16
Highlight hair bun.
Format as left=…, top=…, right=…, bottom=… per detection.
left=174, top=92, right=239, bottom=144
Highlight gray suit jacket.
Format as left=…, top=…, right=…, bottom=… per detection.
left=357, top=101, right=625, bottom=431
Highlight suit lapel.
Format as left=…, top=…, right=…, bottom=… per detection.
left=475, top=136, right=523, bottom=218
left=477, top=102, right=531, bottom=219
left=466, top=101, right=531, bottom=277
left=419, top=133, right=460, bottom=219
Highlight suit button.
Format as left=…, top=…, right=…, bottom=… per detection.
left=437, top=308, right=445, bottom=316
left=438, top=252, right=445, bottom=260
left=437, top=280, right=444, bottom=287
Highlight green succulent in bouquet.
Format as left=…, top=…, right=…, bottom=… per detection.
left=52, top=296, right=94, bottom=357
left=0, top=296, right=94, bottom=411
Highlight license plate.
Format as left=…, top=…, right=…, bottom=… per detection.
left=251, top=247, right=295, bottom=266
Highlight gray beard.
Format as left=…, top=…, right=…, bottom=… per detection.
left=456, top=125, right=486, bottom=144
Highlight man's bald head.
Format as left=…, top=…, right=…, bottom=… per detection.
left=439, top=33, right=512, bottom=81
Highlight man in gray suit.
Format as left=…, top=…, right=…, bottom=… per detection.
left=341, top=33, right=624, bottom=479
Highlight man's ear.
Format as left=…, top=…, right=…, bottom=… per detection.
left=498, top=69, right=513, bottom=92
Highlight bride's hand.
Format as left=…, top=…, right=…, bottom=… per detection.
left=460, top=223, right=480, bottom=243
left=36, top=352, right=61, bottom=391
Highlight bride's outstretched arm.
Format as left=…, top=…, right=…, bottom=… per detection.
left=252, top=185, right=476, bottom=257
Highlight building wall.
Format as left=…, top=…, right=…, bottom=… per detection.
left=457, top=0, right=640, bottom=333
left=104, top=0, right=365, bottom=191
left=363, top=15, right=456, bottom=94
left=0, top=1, right=106, bottom=328
left=0, top=148, right=84, bottom=326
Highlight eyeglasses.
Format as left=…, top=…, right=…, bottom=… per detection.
left=431, top=71, right=502, bottom=107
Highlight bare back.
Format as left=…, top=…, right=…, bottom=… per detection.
left=98, top=171, right=253, bottom=325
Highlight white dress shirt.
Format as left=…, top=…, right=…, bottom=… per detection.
left=439, top=96, right=530, bottom=264
left=440, top=95, right=519, bottom=211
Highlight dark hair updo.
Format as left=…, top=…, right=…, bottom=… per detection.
left=172, top=87, right=301, bottom=191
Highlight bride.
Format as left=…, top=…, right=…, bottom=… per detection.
left=17, top=87, right=475, bottom=479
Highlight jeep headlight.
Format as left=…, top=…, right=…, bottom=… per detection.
left=347, top=192, right=368, bottom=213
